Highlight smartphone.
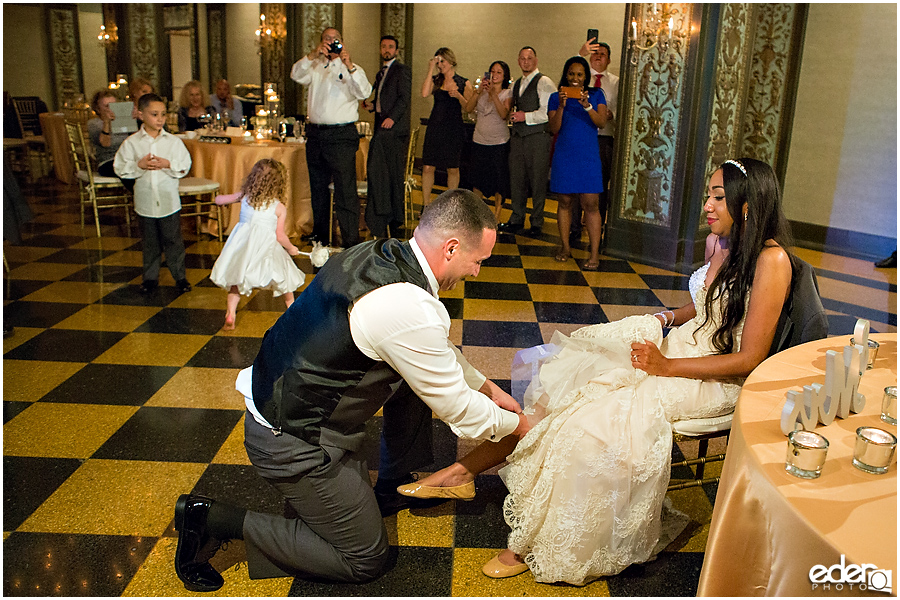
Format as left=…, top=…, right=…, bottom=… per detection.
left=560, top=86, right=582, bottom=98
left=587, top=28, right=599, bottom=42
left=483, top=71, right=490, bottom=82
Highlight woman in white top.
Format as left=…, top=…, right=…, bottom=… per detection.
left=464, top=61, right=513, bottom=218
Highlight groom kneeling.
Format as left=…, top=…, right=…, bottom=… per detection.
left=173, top=189, right=530, bottom=591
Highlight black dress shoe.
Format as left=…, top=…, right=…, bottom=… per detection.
left=526, top=225, right=542, bottom=237
left=497, top=222, right=523, bottom=235
left=176, top=279, right=192, bottom=293
left=875, top=251, right=897, bottom=268
left=374, top=474, right=446, bottom=517
left=174, top=494, right=225, bottom=592
left=139, top=280, right=158, bottom=294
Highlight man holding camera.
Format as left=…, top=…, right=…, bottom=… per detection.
left=291, top=27, right=372, bottom=247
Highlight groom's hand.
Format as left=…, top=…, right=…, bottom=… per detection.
left=480, top=379, right=522, bottom=414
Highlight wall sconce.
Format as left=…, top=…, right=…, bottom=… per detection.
left=97, top=24, right=117, bottom=47
left=255, top=12, right=285, bottom=55
left=629, top=3, right=686, bottom=65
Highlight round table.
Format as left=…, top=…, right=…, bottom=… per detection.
left=183, top=137, right=312, bottom=237
left=698, top=334, right=896, bottom=596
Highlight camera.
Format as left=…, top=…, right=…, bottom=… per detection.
left=328, top=40, right=343, bottom=54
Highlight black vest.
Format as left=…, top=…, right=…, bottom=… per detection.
left=250, top=239, right=430, bottom=444
left=511, top=73, right=547, bottom=137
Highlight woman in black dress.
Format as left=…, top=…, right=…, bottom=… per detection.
left=177, top=80, right=213, bottom=132
left=420, top=47, right=473, bottom=207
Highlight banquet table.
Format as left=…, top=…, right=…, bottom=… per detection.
left=183, top=135, right=369, bottom=238
left=697, top=333, right=896, bottom=597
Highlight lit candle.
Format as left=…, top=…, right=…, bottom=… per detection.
left=631, top=18, right=638, bottom=41
left=256, top=131, right=265, bottom=140
left=668, top=16, right=674, bottom=36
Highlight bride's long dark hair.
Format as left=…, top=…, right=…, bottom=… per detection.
left=702, top=157, right=794, bottom=354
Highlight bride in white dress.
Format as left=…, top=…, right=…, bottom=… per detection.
left=397, top=158, right=795, bottom=585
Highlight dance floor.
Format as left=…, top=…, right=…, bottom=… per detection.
left=3, top=177, right=896, bottom=596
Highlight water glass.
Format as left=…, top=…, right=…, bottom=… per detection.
left=849, top=337, right=879, bottom=369
left=882, top=386, right=897, bottom=426
left=785, top=430, right=829, bottom=479
left=852, top=427, right=897, bottom=474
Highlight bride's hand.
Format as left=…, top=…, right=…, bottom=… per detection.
left=631, top=341, right=669, bottom=375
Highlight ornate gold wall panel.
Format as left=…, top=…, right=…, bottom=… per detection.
left=740, top=3, right=799, bottom=167
left=260, top=3, right=287, bottom=89
left=301, top=4, right=338, bottom=56
left=207, top=6, right=227, bottom=86
left=47, top=6, right=83, bottom=106
left=618, top=3, right=693, bottom=227
left=703, top=2, right=754, bottom=183
left=381, top=3, right=409, bottom=63
left=126, top=4, right=161, bottom=90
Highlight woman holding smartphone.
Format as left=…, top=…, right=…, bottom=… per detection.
left=464, top=61, right=512, bottom=219
left=547, top=55, right=607, bottom=270
left=420, top=48, right=473, bottom=207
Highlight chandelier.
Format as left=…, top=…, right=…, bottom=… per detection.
left=98, top=23, right=118, bottom=48
left=255, top=12, right=285, bottom=55
left=629, top=3, right=687, bottom=65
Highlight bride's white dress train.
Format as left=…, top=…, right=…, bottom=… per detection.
left=499, top=264, right=746, bottom=585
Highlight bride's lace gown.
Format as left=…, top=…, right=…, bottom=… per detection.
left=500, top=263, right=746, bottom=585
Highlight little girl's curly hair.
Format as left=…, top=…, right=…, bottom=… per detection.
left=241, top=158, right=287, bottom=209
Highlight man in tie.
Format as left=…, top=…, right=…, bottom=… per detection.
left=498, top=46, right=555, bottom=237
left=363, top=35, right=412, bottom=238
left=291, top=27, right=372, bottom=247
left=571, top=38, right=619, bottom=244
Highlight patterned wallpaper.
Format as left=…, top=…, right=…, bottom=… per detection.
left=47, top=6, right=83, bottom=106
left=126, top=4, right=160, bottom=90
left=381, top=3, right=409, bottom=63
left=617, top=3, right=694, bottom=227
left=740, top=3, right=800, bottom=167
left=703, top=3, right=754, bottom=183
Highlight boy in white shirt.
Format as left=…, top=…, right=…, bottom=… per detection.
left=114, top=93, right=193, bottom=293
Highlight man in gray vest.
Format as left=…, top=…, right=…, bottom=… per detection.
left=498, top=46, right=556, bottom=237
left=172, top=189, right=530, bottom=592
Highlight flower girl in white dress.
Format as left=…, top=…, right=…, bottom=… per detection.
left=210, top=159, right=304, bottom=331
left=397, top=158, right=796, bottom=585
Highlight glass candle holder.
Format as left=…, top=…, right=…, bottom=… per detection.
left=852, top=427, right=897, bottom=474
left=882, top=386, right=897, bottom=426
left=785, top=430, right=829, bottom=479
left=849, top=337, right=879, bottom=369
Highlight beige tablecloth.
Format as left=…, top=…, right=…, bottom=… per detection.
left=39, top=112, right=75, bottom=184
left=183, top=137, right=311, bottom=237
left=698, top=334, right=897, bottom=597
left=184, top=136, right=369, bottom=238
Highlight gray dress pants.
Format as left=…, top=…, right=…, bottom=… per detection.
left=507, top=131, right=551, bottom=229
left=241, top=372, right=433, bottom=582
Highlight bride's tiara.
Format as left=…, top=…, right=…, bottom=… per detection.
left=723, top=159, right=747, bottom=177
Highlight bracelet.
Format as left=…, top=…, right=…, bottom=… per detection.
left=101, top=130, right=111, bottom=135
left=654, top=310, right=675, bottom=327
left=348, top=67, right=357, bottom=74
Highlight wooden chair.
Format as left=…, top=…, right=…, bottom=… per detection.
left=64, top=121, right=133, bottom=237
left=667, top=257, right=829, bottom=491
left=12, top=96, right=51, bottom=178
left=178, top=177, right=224, bottom=242
left=403, top=127, right=421, bottom=231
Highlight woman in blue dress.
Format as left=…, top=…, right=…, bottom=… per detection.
left=548, top=56, right=607, bottom=270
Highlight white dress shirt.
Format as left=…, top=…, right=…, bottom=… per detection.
left=590, top=68, right=619, bottom=137
left=238, top=237, right=520, bottom=442
left=113, top=127, right=191, bottom=218
left=516, top=70, right=556, bottom=126
left=291, top=56, right=373, bottom=125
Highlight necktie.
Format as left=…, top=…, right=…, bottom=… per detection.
left=375, top=65, right=388, bottom=113
left=594, top=73, right=602, bottom=89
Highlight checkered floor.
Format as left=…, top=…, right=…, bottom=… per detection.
left=3, top=177, right=896, bottom=596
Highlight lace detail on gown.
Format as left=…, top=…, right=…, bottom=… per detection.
left=499, top=265, right=748, bottom=585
